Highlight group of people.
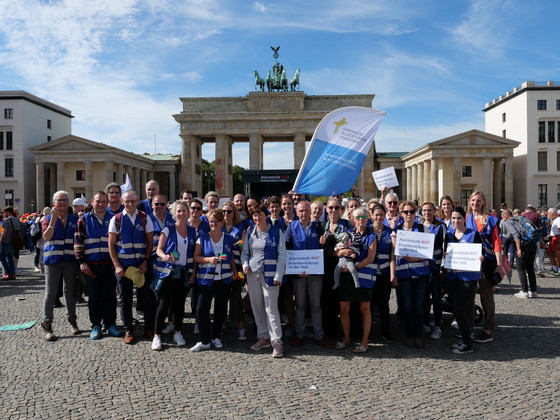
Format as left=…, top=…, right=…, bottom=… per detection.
left=35, top=180, right=554, bottom=357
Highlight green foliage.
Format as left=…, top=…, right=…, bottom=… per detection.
left=202, top=160, right=245, bottom=197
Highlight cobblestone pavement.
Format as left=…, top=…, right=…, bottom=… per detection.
left=1, top=252, right=559, bottom=419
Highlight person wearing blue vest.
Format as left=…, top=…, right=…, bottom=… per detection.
left=383, top=192, right=403, bottom=230
left=336, top=207, right=376, bottom=354
left=285, top=200, right=331, bottom=349
left=191, top=209, right=235, bottom=351
left=74, top=191, right=121, bottom=340
left=466, top=191, right=504, bottom=344
left=151, top=200, right=196, bottom=350
left=187, top=199, right=210, bottom=235
left=106, top=182, right=124, bottom=214
left=369, top=203, right=395, bottom=343
left=242, top=204, right=286, bottom=358
left=149, top=194, right=175, bottom=258
left=108, top=189, right=155, bottom=345
left=137, top=179, right=159, bottom=216
left=444, top=206, right=483, bottom=354
left=40, top=190, right=81, bottom=341
left=390, top=201, right=432, bottom=349
left=421, top=201, right=447, bottom=341
left=200, top=191, right=220, bottom=224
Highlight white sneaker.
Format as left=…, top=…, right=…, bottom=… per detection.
left=430, top=326, right=442, bottom=340
left=162, top=323, right=175, bottom=335
left=211, top=338, right=223, bottom=349
left=151, top=335, right=162, bottom=351
left=193, top=323, right=199, bottom=334
left=173, top=332, right=186, bottom=346
left=190, top=341, right=210, bottom=351
left=451, top=319, right=459, bottom=330
left=528, top=291, right=537, bottom=298
left=514, top=290, right=528, bottom=299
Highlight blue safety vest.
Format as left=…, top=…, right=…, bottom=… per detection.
left=374, top=225, right=393, bottom=275
left=196, top=233, right=234, bottom=286
left=153, top=224, right=196, bottom=279
left=288, top=220, right=321, bottom=250
left=247, top=224, right=281, bottom=286
left=350, top=227, right=376, bottom=288
left=83, top=211, right=113, bottom=263
left=466, top=214, right=499, bottom=261
left=223, top=222, right=244, bottom=270
left=116, top=212, right=147, bottom=268
left=139, top=199, right=153, bottom=216
left=150, top=212, right=175, bottom=256
left=394, top=222, right=431, bottom=279
left=43, top=214, right=79, bottom=264
left=426, top=222, right=446, bottom=273
left=445, top=228, right=482, bottom=282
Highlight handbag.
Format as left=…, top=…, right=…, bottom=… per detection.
left=10, top=218, right=24, bottom=250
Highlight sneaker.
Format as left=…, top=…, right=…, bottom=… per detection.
left=473, top=331, right=493, bottom=343
left=90, top=325, right=102, bottom=340
left=514, top=290, right=528, bottom=299
left=173, top=332, right=186, bottom=346
left=41, top=321, right=56, bottom=342
left=528, top=291, right=537, bottom=298
left=193, top=323, right=199, bottom=334
left=107, top=324, right=123, bottom=337
left=151, top=335, right=162, bottom=350
left=452, top=343, right=473, bottom=354
left=430, top=326, right=442, bottom=340
left=162, top=323, right=175, bottom=335
left=190, top=341, right=210, bottom=351
left=238, top=328, right=248, bottom=341
left=211, top=338, right=223, bottom=349
left=452, top=340, right=463, bottom=349
left=422, top=325, right=431, bottom=333
left=34, top=267, right=41, bottom=273
left=450, top=319, right=459, bottom=330
left=251, top=337, right=271, bottom=351
left=272, top=341, right=283, bottom=358
left=536, top=271, right=546, bottom=278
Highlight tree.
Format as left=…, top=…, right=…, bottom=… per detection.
left=202, top=159, right=215, bottom=195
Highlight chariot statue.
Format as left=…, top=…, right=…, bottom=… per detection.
left=253, top=46, right=301, bottom=92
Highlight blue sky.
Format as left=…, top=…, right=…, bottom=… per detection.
left=1, top=0, right=560, bottom=169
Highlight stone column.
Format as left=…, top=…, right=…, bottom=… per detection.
left=49, top=164, right=57, bottom=199
left=180, top=135, right=203, bottom=196
left=293, top=133, right=306, bottom=170
left=482, top=158, right=492, bottom=205
left=504, top=156, right=514, bottom=206
left=106, top=162, right=114, bottom=187
left=493, top=158, right=503, bottom=209
left=438, top=158, right=445, bottom=202
left=114, top=163, right=122, bottom=184
left=417, top=162, right=424, bottom=202
left=169, top=168, right=176, bottom=201
left=430, top=159, right=438, bottom=203
left=36, top=162, right=45, bottom=209
left=401, top=166, right=407, bottom=201
left=85, top=160, right=93, bottom=201
left=361, top=142, right=376, bottom=200
left=452, top=157, right=462, bottom=203
left=411, top=164, right=417, bottom=202
left=249, top=134, right=264, bottom=170
left=423, top=160, right=430, bottom=204
left=147, top=171, right=154, bottom=182
left=57, top=162, right=65, bottom=192
left=140, top=169, right=147, bottom=193
left=133, top=167, right=140, bottom=195
left=215, top=135, right=233, bottom=198
left=406, top=166, right=412, bottom=200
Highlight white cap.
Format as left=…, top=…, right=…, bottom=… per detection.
left=72, top=197, right=87, bottom=206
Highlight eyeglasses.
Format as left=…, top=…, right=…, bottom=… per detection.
left=402, top=210, right=415, bottom=215
left=154, top=203, right=166, bottom=207
left=355, top=215, right=368, bottom=220
left=223, top=209, right=233, bottom=214
left=328, top=206, right=340, bottom=210
left=190, top=206, right=202, bottom=211
left=387, top=201, right=398, bottom=205
left=55, top=198, right=68, bottom=202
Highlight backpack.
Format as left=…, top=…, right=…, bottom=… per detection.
left=114, top=211, right=147, bottom=240
left=517, top=216, right=543, bottom=244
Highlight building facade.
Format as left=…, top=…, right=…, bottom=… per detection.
left=0, top=91, right=72, bottom=212
left=484, top=81, right=560, bottom=209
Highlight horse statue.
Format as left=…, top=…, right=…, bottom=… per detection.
left=280, top=69, right=288, bottom=92
left=290, top=69, right=300, bottom=91
left=254, top=70, right=265, bottom=92
left=266, top=70, right=273, bottom=92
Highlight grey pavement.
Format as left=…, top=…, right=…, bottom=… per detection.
left=1, top=252, right=559, bottom=419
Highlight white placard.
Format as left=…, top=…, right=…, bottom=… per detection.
left=444, top=242, right=482, bottom=272
left=394, top=230, right=435, bottom=259
left=285, top=250, right=324, bottom=275
left=372, top=167, right=399, bottom=190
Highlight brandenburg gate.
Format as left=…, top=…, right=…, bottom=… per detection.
left=174, top=91, right=376, bottom=197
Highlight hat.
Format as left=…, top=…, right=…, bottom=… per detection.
left=125, top=266, right=145, bottom=287
left=72, top=197, right=87, bottom=206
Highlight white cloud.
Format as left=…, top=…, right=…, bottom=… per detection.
left=182, top=71, right=202, bottom=82
left=253, top=2, right=268, bottom=13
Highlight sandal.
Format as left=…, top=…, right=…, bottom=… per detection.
left=352, top=345, right=368, bottom=354
left=335, top=341, right=349, bottom=350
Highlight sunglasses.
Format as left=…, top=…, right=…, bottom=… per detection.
left=387, top=201, right=398, bottom=205
left=328, top=206, right=340, bottom=210
left=355, top=215, right=368, bottom=220
left=223, top=209, right=233, bottom=214
left=154, top=202, right=166, bottom=207
left=190, top=206, right=202, bottom=211
left=401, top=210, right=415, bottom=215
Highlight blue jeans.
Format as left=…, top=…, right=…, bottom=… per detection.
left=196, top=281, right=231, bottom=345
left=117, top=272, right=156, bottom=333
left=398, top=275, right=429, bottom=338
left=0, top=242, right=15, bottom=275
left=85, top=263, right=117, bottom=328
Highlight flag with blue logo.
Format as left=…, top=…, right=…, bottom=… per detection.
left=293, top=106, right=386, bottom=196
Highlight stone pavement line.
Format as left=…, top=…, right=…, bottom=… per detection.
left=0, top=253, right=558, bottom=419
